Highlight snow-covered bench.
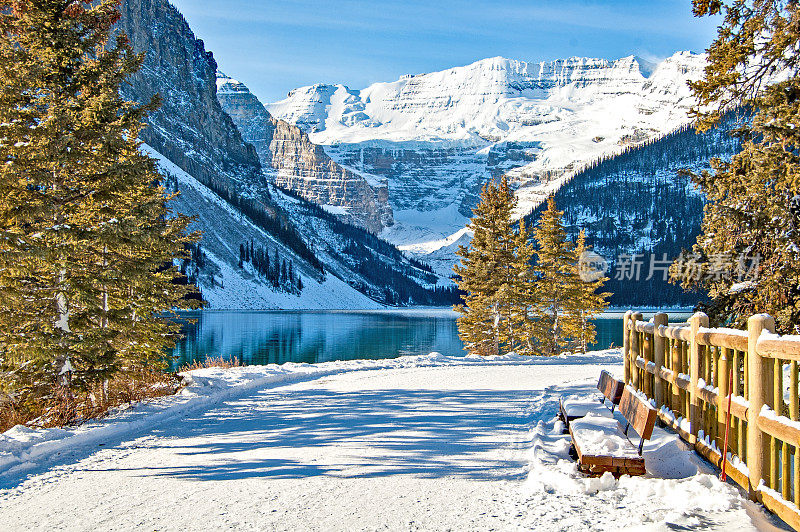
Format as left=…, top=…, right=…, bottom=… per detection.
left=559, top=370, right=624, bottom=426
left=569, top=386, right=657, bottom=477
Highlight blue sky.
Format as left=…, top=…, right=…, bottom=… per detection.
left=169, top=0, right=720, bottom=104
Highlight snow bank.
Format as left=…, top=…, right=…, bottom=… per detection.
left=521, top=383, right=777, bottom=530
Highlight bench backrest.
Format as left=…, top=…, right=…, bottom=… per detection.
left=597, top=370, right=624, bottom=405
left=618, top=386, right=657, bottom=441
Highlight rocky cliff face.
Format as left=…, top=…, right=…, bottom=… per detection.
left=215, top=74, right=393, bottom=233
left=116, top=0, right=269, bottom=202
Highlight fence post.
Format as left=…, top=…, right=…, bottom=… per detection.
left=747, top=314, right=775, bottom=500
left=653, top=312, right=668, bottom=408
left=631, top=312, right=643, bottom=389
left=689, top=312, right=709, bottom=445
left=717, top=347, right=730, bottom=457
left=643, top=330, right=652, bottom=397
left=623, top=310, right=631, bottom=384
left=671, top=336, right=682, bottom=414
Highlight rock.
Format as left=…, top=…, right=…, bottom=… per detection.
left=216, top=74, right=393, bottom=233
left=116, top=0, right=268, bottom=203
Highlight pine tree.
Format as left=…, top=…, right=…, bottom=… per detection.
left=528, top=198, right=578, bottom=356
left=0, top=1, right=201, bottom=412
left=671, top=1, right=800, bottom=333
left=508, top=219, right=537, bottom=355
left=453, top=177, right=520, bottom=355
left=563, top=230, right=610, bottom=352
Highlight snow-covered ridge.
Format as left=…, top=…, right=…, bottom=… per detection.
left=145, top=144, right=384, bottom=310
left=268, top=52, right=706, bottom=275
left=216, top=73, right=247, bottom=95
left=215, top=71, right=395, bottom=233
left=269, top=52, right=704, bottom=145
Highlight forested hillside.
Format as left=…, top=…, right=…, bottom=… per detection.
left=273, top=187, right=460, bottom=306
left=525, top=115, right=742, bottom=307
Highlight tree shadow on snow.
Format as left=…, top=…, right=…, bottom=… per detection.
left=120, top=387, right=538, bottom=483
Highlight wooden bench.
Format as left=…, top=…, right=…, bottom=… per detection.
left=559, top=370, right=624, bottom=426
left=569, top=385, right=657, bottom=477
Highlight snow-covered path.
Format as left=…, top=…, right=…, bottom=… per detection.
left=0, top=354, right=783, bottom=531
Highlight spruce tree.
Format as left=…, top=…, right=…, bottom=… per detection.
left=0, top=1, right=200, bottom=411
left=527, top=198, right=578, bottom=356
left=453, top=177, right=518, bottom=355
left=563, top=230, right=610, bottom=352
left=509, top=219, right=537, bottom=355
left=671, top=0, right=800, bottom=333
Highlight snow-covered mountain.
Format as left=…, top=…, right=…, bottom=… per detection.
left=216, top=73, right=393, bottom=233
left=150, top=146, right=381, bottom=310
left=116, top=0, right=449, bottom=308
left=268, top=53, right=706, bottom=274
left=524, top=117, right=741, bottom=307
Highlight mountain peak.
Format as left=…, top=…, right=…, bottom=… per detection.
left=216, top=71, right=250, bottom=95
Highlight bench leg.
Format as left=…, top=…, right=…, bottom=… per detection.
left=568, top=443, right=579, bottom=461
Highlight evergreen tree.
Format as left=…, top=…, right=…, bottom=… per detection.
left=563, top=230, right=610, bottom=352
left=508, top=219, right=537, bottom=355
left=671, top=0, right=800, bottom=333
left=273, top=249, right=279, bottom=286
left=527, top=198, right=577, bottom=356
left=0, top=1, right=201, bottom=411
left=453, top=177, right=520, bottom=355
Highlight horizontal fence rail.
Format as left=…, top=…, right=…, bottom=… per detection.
left=624, top=311, right=800, bottom=530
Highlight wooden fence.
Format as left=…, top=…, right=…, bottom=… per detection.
left=624, top=311, right=800, bottom=530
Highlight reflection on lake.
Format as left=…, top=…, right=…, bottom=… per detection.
left=170, top=309, right=693, bottom=369
left=170, top=310, right=464, bottom=369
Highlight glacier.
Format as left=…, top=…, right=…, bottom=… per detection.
left=267, top=52, right=707, bottom=276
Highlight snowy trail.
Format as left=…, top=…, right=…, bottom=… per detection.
left=0, top=355, right=783, bottom=531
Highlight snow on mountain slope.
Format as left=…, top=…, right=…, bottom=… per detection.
left=215, top=72, right=394, bottom=233
left=271, top=53, right=701, bottom=150
left=146, top=145, right=383, bottom=310
left=268, top=53, right=706, bottom=269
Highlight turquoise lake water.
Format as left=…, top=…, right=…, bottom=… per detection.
left=169, top=309, right=692, bottom=369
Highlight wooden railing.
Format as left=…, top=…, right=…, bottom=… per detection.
left=624, top=311, right=800, bottom=530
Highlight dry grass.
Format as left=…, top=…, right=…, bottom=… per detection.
left=0, top=397, right=30, bottom=433
left=0, top=369, right=183, bottom=433
left=178, top=356, right=241, bottom=372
